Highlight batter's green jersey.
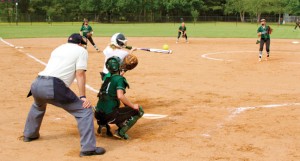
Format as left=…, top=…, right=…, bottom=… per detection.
left=179, top=26, right=186, bottom=32
left=80, top=25, right=93, bottom=37
left=96, top=74, right=129, bottom=114
left=257, top=26, right=270, bottom=39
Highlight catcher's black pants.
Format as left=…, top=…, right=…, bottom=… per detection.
left=95, top=107, right=139, bottom=128
left=259, top=38, right=270, bottom=52
left=178, top=31, right=188, bottom=40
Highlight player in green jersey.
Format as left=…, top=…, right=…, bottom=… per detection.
left=257, top=19, right=272, bottom=62
left=80, top=18, right=100, bottom=52
left=94, top=56, right=144, bottom=140
left=176, top=22, right=188, bottom=43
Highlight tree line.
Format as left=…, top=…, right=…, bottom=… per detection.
left=0, top=0, right=299, bottom=22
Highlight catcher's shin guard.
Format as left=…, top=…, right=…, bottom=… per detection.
left=118, top=107, right=144, bottom=138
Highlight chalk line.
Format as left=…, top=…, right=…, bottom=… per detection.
left=201, top=103, right=300, bottom=138
left=201, top=50, right=300, bottom=62
left=201, top=51, right=257, bottom=62
left=0, top=37, right=167, bottom=119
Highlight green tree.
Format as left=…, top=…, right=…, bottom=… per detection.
left=246, top=0, right=272, bottom=22
left=224, top=0, right=248, bottom=22
left=191, top=9, right=199, bottom=23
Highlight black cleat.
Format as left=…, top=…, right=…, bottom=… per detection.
left=23, top=135, right=40, bottom=142
left=80, top=147, right=106, bottom=156
left=97, top=125, right=113, bottom=137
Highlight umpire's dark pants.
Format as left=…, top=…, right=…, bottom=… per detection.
left=259, top=38, right=270, bottom=52
left=23, top=76, right=97, bottom=152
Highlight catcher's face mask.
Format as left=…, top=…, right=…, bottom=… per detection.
left=106, top=56, right=121, bottom=73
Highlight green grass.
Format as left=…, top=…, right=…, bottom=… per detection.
left=0, top=22, right=299, bottom=39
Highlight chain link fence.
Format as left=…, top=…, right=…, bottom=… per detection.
left=1, top=13, right=299, bottom=25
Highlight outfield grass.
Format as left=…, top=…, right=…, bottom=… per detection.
left=0, top=22, right=299, bottom=39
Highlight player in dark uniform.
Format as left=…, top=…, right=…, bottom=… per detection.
left=176, top=22, right=188, bottom=43
left=294, top=19, right=300, bottom=31
left=80, top=18, right=100, bottom=52
left=94, top=56, right=144, bottom=140
left=257, top=19, right=272, bottom=62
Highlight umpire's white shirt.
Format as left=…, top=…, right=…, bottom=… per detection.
left=39, top=43, right=88, bottom=87
left=102, top=46, right=128, bottom=74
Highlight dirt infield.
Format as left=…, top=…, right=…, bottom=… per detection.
left=0, top=37, right=299, bottom=161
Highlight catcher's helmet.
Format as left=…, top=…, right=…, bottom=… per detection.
left=106, top=56, right=121, bottom=74
left=111, top=33, right=127, bottom=48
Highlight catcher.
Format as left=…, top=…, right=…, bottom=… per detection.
left=94, top=56, right=144, bottom=140
left=100, top=33, right=137, bottom=80
left=176, top=22, right=188, bottom=43
left=257, top=19, right=272, bottom=61
left=80, top=18, right=100, bottom=52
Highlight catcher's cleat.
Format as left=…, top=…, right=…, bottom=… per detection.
left=113, top=130, right=129, bottom=140
left=258, top=58, right=262, bottom=62
left=97, top=125, right=113, bottom=137
left=256, top=40, right=260, bottom=44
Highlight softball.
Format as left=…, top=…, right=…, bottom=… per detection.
left=163, top=44, right=169, bottom=50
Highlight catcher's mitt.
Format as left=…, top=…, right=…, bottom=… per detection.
left=86, top=32, right=92, bottom=38
left=120, top=54, right=138, bottom=71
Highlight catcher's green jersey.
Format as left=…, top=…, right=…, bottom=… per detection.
left=96, top=74, right=129, bottom=114
left=80, top=25, right=93, bottom=37
left=257, top=26, right=270, bottom=39
left=179, top=26, right=186, bottom=31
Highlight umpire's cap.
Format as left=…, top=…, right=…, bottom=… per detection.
left=68, top=33, right=87, bottom=45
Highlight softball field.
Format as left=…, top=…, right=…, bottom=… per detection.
left=0, top=37, right=299, bottom=161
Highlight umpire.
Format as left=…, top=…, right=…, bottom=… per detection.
left=23, top=33, right=105, bottom=156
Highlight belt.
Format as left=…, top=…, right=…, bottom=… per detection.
left=37, top=75, right=54, bottom=79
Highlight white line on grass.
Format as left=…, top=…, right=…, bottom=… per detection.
left=202, top=103, right=300, bottom=138
left=0, top=37, right=167, bottom=120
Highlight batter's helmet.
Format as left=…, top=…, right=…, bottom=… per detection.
left=111, top=33, right=127, bottom=48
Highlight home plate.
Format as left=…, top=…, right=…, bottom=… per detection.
left=143, top=114, right=167, bottom=119
left=292, top=41, right=299, bottom=44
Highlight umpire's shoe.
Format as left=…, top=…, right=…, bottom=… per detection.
left=23, top=134, right=40, bottom=142
left=80, top=147, right=106, bottom=157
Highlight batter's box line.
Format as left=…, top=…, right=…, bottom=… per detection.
left=201, top=102, right=300, bottom=138
left=0, top=37, right=167, bottom=120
